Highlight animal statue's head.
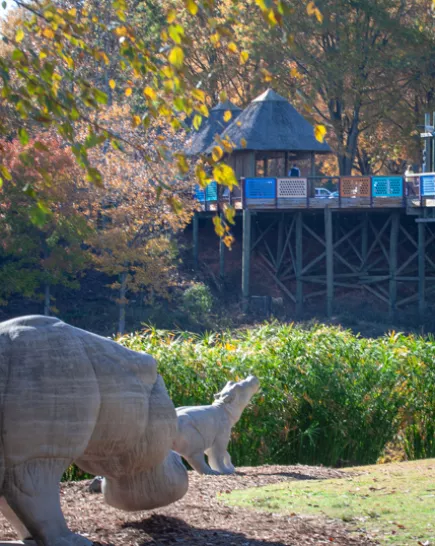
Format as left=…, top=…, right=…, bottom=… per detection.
left=213, top=375, right=260, bottom=422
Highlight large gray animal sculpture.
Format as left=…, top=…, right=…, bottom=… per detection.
left=0, top=316, right=188, bottom=546
left=173, top=375, right=260, bottom=475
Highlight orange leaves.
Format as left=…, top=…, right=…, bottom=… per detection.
left=307, top=1, right=323, bottom=23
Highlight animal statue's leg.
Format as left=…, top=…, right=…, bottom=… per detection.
left=207, top=436, right=234, bottom=474
left=223, top=451, right=235, bottom=473
left=3, top=458, right=93, bottom=546
left=185, top=453, right=219, bottom=475
left=0, top=497, right=32, bottom=540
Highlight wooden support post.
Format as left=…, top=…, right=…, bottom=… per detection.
left=418, top=217, right=426, bottom=322
left=242, top=208, right=252, bottom=312
left=277, top=213, right=285, bottom=275
left=284, top=151, right=289, bottom=177
left=324, top=207, right=333, bottom=317
left=219, top=213, right=225, bottom=281
left=361, top=213, right=368, bottom=270
left=389, top=212, right=400, bottom=318
left=193, top=212, right=199, bottom=269
left=310, top=152, right=316, bottom=177
left=296, top=211, right=303, bottom=317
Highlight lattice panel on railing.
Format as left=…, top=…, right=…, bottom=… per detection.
left=372, top=176, right=403, bottom=197
left=194, top=181, right=218, bottom=201
left=340, top=177, right=371, bottom=197
left=421, top=174, right=435, bottom=196
left=277, top=178, right=307, bottom=198
left=245, top=178, right=276, bottom=199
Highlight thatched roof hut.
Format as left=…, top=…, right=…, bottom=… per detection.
left=207, top=89, right=331, bottom=154
left=185, top=100, right=242, bottom=156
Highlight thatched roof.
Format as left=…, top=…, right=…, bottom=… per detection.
left=185, top=100, right=242, bottom=156
left=207, top=89, right=331, bottom=154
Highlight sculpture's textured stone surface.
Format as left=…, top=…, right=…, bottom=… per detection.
left=0, top=315, right=188, bottom=546
left=173, top=376, right=260, bottom=475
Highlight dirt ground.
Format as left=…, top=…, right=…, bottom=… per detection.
left=0, top=465, right=377, bottom=546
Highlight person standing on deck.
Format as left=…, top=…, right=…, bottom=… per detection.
left=289, top=163, right=300, bottom=177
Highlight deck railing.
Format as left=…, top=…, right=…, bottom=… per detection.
left=193, top=173, right=435, bottom=210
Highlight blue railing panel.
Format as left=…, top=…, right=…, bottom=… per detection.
left=421, top=174, right=435, bottom=196
left=194, top=181, right=218, bottom=201
left=245, top=178, right=276, bottom=199
left=372, top=176, right=403, bottom=197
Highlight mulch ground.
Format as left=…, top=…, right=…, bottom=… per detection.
left=0, top=465, right=378, bottom=546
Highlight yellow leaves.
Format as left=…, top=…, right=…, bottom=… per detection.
left=197, top=103, right=209, bottom=117
left=15, top=28, right=24, bottom=43
left=290, top=66, right=303, bottom=80
left=268, top=9, right=278, bottom=26
left=109, top=79, right=116, bottom=90
left=314, top=124, right=327, bottom=143
left=193, top=114, right=203, bottom=130
left=212, top=163, right=237, bottom=190
left=212, top=146, right=224, bottom=162
left=132, top=115, right=141, bottom=128
left=192, top=88, right=206, bottom=103
left=42, top=27, right=55, bottom=40
left=184, top=0, right=198, bottom=15
left=210, top=33, right=220, bottom=47
left=240, top=137, right=247, bottom=148
left=240, top=50, right=249, bottom=65
left=100, top=51, right=110, bottom=65
left=261, top=69, right=273, bottom=83
left=115, top=26, right=128, bottom=36
left=228, top=42, right=238, bottom=54
left=195, top=164, right=211, bottom=187
left=167, top=9, right=177, bottom=24
left=213, top=215, right=225, bottom=237
left=224, top=205, right=236, bottom=225
left=223, top=110, right=232, bottom=123
left=219, top=90, right=228, bottom=102
left=168, top=46, right=184, bottom=69
left=168, top=24, right=185, bottom=44
left=125, top=87, right=133, bottom=97
left=176, top=153, right=189, bottom=174
left=68, top=7, right=77, bottom=17
left=307, top=1, right=323, bottom=23
left=143, top=86, right=157, bottom=101
left=223, top=234, right=235, bottom=249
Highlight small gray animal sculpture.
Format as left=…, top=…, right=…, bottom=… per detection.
left=0, top=316, right=188, bottom=546
left=172, top=375, right=260, bottom=475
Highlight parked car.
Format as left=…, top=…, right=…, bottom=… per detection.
left=315, top=187, right=332, bottom=198
left=329, top=191, right=339, bottom=198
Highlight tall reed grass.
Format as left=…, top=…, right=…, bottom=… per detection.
left=120, top=322, right=435, bottom=467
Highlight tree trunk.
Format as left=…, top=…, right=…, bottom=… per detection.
left=118, top=271, right=127, bottom=335
left=44, top=284, right=50, bottom=316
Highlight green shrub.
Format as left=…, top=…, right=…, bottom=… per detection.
left=181, top=283, right=213, bottom=324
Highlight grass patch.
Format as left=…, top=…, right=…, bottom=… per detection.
left=222, top=459, right=435, bottom=545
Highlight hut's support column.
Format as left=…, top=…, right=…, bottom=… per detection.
left=242, top=209, right=252, bottom=312
left=277, top=214, right=285, bottom=275
left=389, top=212, right=400, bottom=318
left=296, top=212, right=303, bottom=317
left=324, top=207, right=333, bottom=317
left=193, top=212, right=199, bottom=269
left=310, top=152, right=315, bottom=177
left=361, top=213, right=368, bottom=270
left=418, top=216, right=426, bottom=322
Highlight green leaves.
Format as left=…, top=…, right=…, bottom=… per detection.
left=18, top=127, right=29, bottom=145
